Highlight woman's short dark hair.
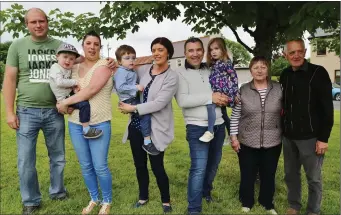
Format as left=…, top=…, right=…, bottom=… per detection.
left=249, top=56, right=270, bottom=69
left=150, top=37, right=174, bottom=59
left=82, top=30, right=102, bottom=46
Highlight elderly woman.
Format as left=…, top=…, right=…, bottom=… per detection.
left=119, top=37, right=179, bottom=213
left=57, top=31, right=113, bottom=215
left=230, top=56, right=282, bottom=215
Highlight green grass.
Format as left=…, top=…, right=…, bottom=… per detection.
left=1, top=94, right=340, bottom=214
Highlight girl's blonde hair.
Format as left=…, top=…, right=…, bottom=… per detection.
left=206, top=37, right=230, bottom=66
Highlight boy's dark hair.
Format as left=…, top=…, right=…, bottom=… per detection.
left=184, top=37, right=204, bottom=52
left=151, top=37, right=174, bottom=59
left=115, top=45, right=136, bottom=62
left=82, top=30, right=101, bottom=46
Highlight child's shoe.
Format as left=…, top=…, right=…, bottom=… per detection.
left=84, top=128, right=103, bottom=139
left=199, top=131, right=214, bottom=142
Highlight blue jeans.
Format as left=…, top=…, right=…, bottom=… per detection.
left=16, top=106, right=66, bottom=206
left=186, top=123, right=226, bottom=213
left=68, top=121, right=112, bottom=203
left=123, top=97, right=151, bottom=137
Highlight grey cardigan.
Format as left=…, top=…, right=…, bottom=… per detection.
left=238, top=80, right=282, bottom=148
left=122, top=64, right=179, bottom=151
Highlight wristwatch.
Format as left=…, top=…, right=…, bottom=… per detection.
left=133, top=105, right=138, bottom=114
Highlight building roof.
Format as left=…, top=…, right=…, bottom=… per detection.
left=308, top=28, right=335, bottom=39
left=135, top=55, right=154, bottom=66
left=135, top=36, right=211, bottom=65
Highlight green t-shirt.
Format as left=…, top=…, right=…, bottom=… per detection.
left=6, top=36, right=62, bottom=108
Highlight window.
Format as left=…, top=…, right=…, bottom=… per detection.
left=317, top=42, right=326, bottom=56
left=177, top=59, right=182, bottom=67
left=335, top=70, right=340, bottom=84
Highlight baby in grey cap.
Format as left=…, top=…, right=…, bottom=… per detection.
left=49, top=43, right=103, bottom=139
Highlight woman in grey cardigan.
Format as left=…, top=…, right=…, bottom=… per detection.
left=230, top=56, right=282, bottom=215
left=119, top=37, right=178, bottom=213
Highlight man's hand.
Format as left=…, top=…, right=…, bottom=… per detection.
left=67, top=107, right=75, bottom=115
left=212, top=92, right=228, bottom=106
left=136, top=84, right=144, bottom=92
left=56, top=101, right=68, bottom=114
left=7, top=112, right=19, bottom=129
left=315, top=140, right=328, bottom=155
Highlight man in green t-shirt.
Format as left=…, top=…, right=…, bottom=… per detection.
left=3, top=8, right=68, bottom=215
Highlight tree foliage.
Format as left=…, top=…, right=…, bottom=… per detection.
left=0, top=3, right=102, bottom=41
left=224, top=39, right=251, bottom=67
left=0, top=41, right=12, bottom=63
left=271, top=57, right=290, bottom=77
left=0, top=41, right=12, bottom=89
left=0, top=62, right=5, bottom=90
left=310, top=26, right=340, bottom=56
left=0, top=2, right=339, bottom=61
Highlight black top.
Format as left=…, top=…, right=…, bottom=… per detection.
left=280, top=60, right=334, bottom=142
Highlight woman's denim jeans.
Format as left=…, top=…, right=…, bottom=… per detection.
left=68, top=121, right=112, bottom=203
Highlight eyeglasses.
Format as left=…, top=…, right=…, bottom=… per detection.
left=122, top=56, right=137, bottom=61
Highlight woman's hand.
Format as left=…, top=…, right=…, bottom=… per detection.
left=118, top=102, right=136, bottom=114
left=56, top=100, right=68, bottom=114
left=231, top=136, right=241, bottom=153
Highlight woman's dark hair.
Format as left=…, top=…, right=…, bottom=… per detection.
left=150, top=37, right=174, bottom=59
left=82, top=30, right=102, bottom=46
left=249, top=56, right=270, bottom=69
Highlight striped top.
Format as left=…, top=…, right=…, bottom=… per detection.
left=230, top=88, right=267, bottom=135
left=68, top=59, right=113, bottom=125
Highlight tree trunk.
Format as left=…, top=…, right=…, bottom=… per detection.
left=252, top=3, right=278, bottom=76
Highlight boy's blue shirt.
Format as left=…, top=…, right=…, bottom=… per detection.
left=113, top=66, right=138, bottom=101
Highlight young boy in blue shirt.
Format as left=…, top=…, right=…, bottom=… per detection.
left=114, top=45, right=160, bottom=155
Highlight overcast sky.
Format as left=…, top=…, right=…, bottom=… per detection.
left=1, top=1, right=311, bottom=58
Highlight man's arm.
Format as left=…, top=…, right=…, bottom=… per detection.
left=3, top=65, right=19, bottom=129
left=315, top=66, right=334, bottom=143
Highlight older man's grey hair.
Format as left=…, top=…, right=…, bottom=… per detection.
left=24, top=8, right=48, bottom=24
left=283, top=39, right=305, bottom=53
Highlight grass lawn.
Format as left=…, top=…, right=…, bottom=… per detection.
left=1, top=94, right=340, bottom=214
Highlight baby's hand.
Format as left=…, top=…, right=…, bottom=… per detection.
left=136, top=84, right=144, bottom=92
left=73, top=85, right=80, bottom=93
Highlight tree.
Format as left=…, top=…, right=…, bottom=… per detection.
left=224, top=39, right=251, bottom=67
left=271, top=57, right=290, bottom=77
left=0, top=3, right=102, bottom=41
left=0, top=41, right=12, bottom=63
left=310, top=26, right=340, bottom=56
left=0, top=61, right=5, bottom=90
left=1, top=2, right=339, bottom=61
left=0, top=41, right=12, bottom=90
left=95, top=1, right=339, bottom=61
